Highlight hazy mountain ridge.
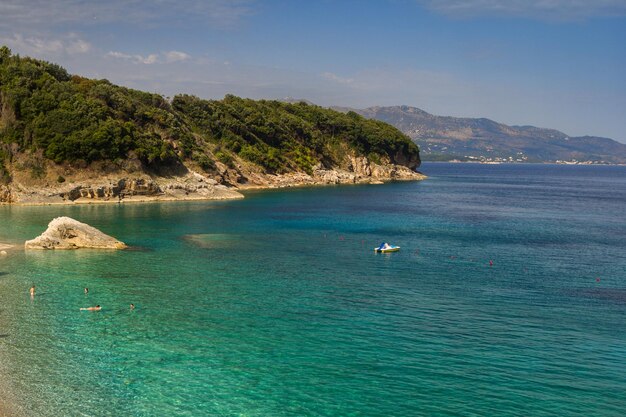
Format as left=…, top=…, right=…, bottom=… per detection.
left=334, top=105, right=626, bottom=164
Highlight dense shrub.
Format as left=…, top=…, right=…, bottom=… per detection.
left=0, top=47, right=419, bottom=176
left=173, top=95, right=419, bottom=172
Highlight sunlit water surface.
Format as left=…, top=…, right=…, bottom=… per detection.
left=0, top=163, right=625, bottom=416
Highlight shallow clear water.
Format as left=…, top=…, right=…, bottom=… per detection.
left=1, top=163, right=625, bottom=416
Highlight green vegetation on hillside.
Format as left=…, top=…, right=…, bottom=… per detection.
left=172, top=95, right=418, bottom=173
left=0, top=46, right=419, bottom=181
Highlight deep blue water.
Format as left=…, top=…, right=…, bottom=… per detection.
left=0, top=163, right=625, bottom=416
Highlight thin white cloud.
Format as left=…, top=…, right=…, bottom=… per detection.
left=0, top=0, right=255, bottom=29
left=321, top=72, right=354, bottom=84
left=164, top=51, right=191, bottom=63
left=0, top=33, right=91, bottom=56
left=66, top=38, right=91, bottom=54
left=106, top=51, right=133, bottom=60
left=106, top=50, right=191, bottom=65
left=139, top=54, right=159, bottom=65
left=107, top=51, right=157, bottom=64
left=420, top=0, right=626, bottom=20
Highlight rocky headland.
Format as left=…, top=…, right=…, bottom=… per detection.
left=25, top=217, right=126, bottom=249
left=0, top=49, right=424, bottom=205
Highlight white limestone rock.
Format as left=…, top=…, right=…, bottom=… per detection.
left=25, top=217, right=126, bottom=250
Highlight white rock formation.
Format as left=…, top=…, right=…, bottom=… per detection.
left=25, top=217, right=127, bottom=250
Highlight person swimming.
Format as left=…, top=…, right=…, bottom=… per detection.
left=84, top=287, right=89, bottom=294
left=29, top=285, right=35, bottom=297
left=80, top=305, right=101, bottom=311
left=130, top=303, right=135, bottom=310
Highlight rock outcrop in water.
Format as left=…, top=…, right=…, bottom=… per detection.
left=25, top=217, right=126, bottom=250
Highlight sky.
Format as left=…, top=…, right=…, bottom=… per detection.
left=0, top=0, right=625, bottom=142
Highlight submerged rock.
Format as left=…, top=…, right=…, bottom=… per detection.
left=25, top=217, right=126, bottom=250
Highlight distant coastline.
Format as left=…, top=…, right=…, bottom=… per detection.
left=338, top=105, right=626, bottom=165
left=422, top=160, right=626, bottom=166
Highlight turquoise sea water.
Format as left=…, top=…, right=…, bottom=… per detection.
left=0, top=163, right=625, bottom=416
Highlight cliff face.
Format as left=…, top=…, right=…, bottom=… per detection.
left=0, top=48, right=422, bottom=204
left=238, top=154, right=424, bottom=190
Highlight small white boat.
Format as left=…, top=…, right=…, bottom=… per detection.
left=374, top=242, right=400, bottom=253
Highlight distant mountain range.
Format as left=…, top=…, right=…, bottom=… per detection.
left=333, top=105, right=626, bottom=164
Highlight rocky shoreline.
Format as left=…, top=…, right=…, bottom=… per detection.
left=238, top=160, right=425, bottom=190
left=0, top=160, right=426, bottom=206
left=0, top=171, right=244, bottom=205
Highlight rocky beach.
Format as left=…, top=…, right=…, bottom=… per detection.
left=0, top=157, right=425, bottom=206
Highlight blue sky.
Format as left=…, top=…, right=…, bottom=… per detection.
left=0, top=0, right=625, bottom=142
